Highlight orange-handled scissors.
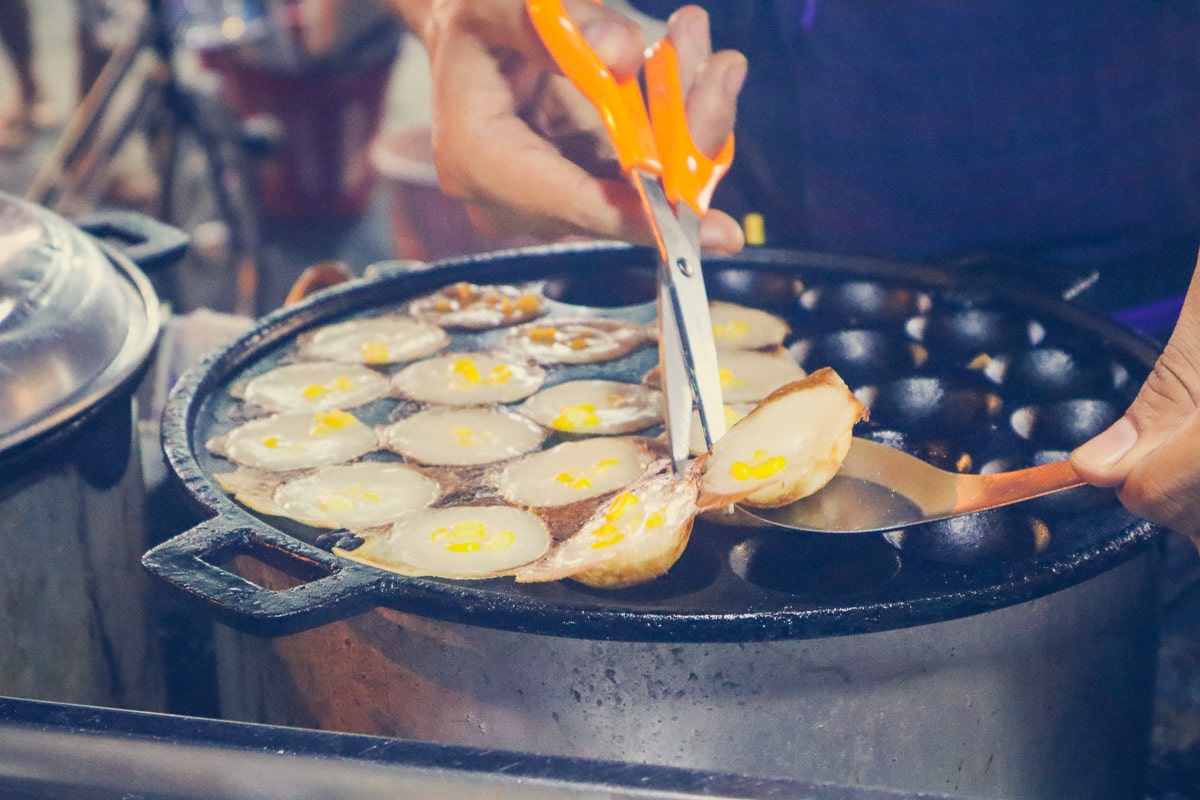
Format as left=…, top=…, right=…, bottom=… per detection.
left=528, top=0, right=734, bottom=473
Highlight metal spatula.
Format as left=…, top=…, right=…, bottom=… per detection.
left=740, top=437, right=1086, bottom=533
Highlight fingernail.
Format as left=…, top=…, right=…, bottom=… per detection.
left=1073, top=417, right=1138, bottom=468
left=666, top=8, right=705, bottom=44
left=723, top=59, right=748, bottom=98
left=582, top=19, right=628, bottom=65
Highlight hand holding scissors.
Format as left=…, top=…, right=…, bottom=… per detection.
left=528, top=0, right=736, bottom=473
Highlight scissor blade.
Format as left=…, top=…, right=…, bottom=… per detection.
left=634, top=172, right=727, bottom=460
left=659, top=281, right=692, bottom=473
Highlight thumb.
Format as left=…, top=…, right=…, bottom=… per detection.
left=1070, top=372, right=1200, bottom=540
left=1071, top=254, right=1200, bottom=537
left=1070, top=415, right=1140, bottom=488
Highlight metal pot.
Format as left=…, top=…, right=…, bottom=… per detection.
left=146, top=244, right=1164, bottom=798
left=0, top=195, right=184, bottom=709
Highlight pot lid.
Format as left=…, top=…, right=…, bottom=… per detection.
left=0, top=194, right=160, bottom=455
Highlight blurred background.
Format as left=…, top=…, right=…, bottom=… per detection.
left=4, top=2, right=1200, bottom=798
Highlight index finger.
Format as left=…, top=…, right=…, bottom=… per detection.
left=430, top=0, right=648, bottom=80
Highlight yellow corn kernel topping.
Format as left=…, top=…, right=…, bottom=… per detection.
left=311, top=409, right=356, bottom=436
left=360, top=341, right=390, bottom=364
left=555, top=471, right=592, bottom=489
left=605, top=491, right=639, bottom=520
left=453, top=358, right=481, bottom=384
left=451, top=359, right=514, bottom=387
left=454, top=282, right=474, bottom=303
left=318, top=484, right=380, bottom=513
left=585, top=494, right=652, bottom=551
left=431, top=520, right=514, bottom=554
left=719, top=367, right=747, bottom=389
left=515, top=293, right=542, bottom=313
left=529, top=326, right=558, bottom=344
left=303, top=375, right=356, bottom=400
left=319, top=494, right=355, bottom=514
left=302, top=384, right=329, bottom=399
left=590, top=523, right=624, bottom=549
left=713, top=319, right=750, bottom=343
left=552, top=403, right=599, bottom=431
left=556, top=458, right=621, bottom=490
left=432, top=519, right=484, bottom=552
left=730, top=450, right=788, bottom=481
left=485, top=530, right=516, bottom=550
left=318, top=409, right=355, bottom=426
left=262, top=436, right=279, bottom=448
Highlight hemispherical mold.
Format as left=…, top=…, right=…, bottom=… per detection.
left=867, top=375, right=1000, bottom=438
left=729, top=530, right=901, bottom=599
left=790, top=329, right=923, bottom=388
left=1000, top=346, right=1113, bottom=404
left=909, top=307, right=1036, bottom=364
left=542, top=265, right=656, bottom=307
left=798, top=280, right=931, bottom=327
left=1010, top=399, right=1122, bottom=451
left=885, top=508, right=1043, bottom=567
left=707, top=268, right=799, bottom=315
left=963, top=424, right=1035, bottom=472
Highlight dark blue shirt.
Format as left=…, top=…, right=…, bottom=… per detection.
left=634, top=1, right=1200, bottom=269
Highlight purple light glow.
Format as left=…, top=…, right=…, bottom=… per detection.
left=801, top=0, right=820, bottom=30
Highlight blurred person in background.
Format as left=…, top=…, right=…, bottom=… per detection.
left=381, top=0, right=1200, bottom=544
left=0, top=0, right=53, bottom=153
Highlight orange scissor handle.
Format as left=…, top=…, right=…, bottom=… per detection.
left=527, top=0, right=661, bottom=175
left=645, top=37, right=734, bottom=215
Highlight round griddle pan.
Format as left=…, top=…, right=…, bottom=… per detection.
left=144, top=243, right=1162, bottom=640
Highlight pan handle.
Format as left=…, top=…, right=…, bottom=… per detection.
left=142, top=517, right=387, bottom=636
left=74, top=209, right=191, bottom=273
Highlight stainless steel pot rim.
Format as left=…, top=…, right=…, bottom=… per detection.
left=0, top=195, right=161, bottom=457
left=154, top=242, right=1163, bottom=642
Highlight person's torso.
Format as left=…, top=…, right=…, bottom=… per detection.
left=636, top=0, right=1200, bottom=266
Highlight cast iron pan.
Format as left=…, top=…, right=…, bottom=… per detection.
left=145, top=243, right=1162, bottom=641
